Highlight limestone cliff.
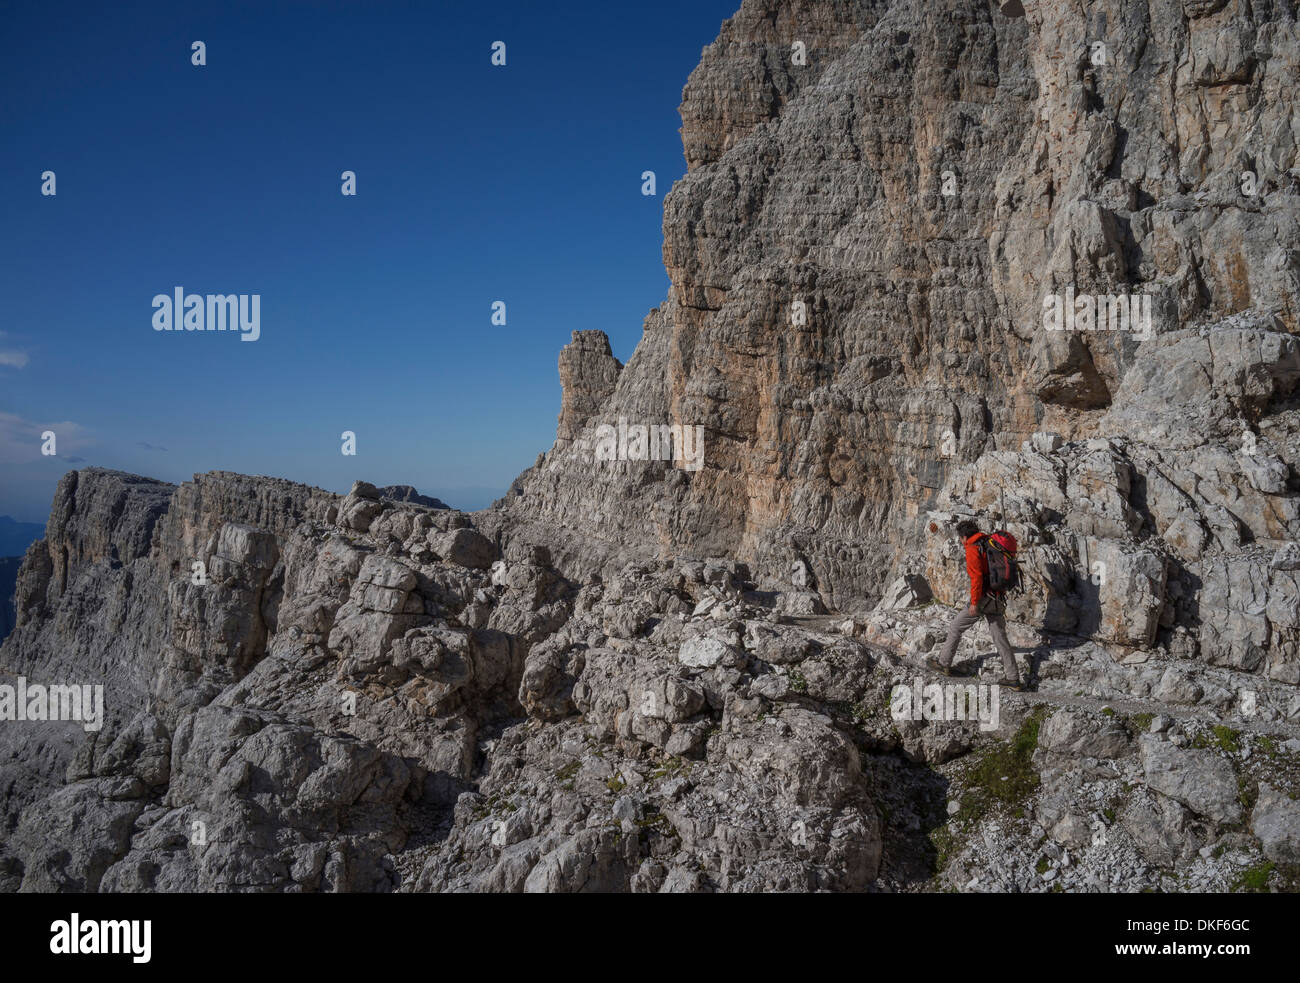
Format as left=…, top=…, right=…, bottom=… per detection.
left=499, top=0, right=1300, bottom=632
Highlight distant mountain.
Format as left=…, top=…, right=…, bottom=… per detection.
left=0, top=516, right=44, bottom=556
left=377, top=485, right=450, bottom=510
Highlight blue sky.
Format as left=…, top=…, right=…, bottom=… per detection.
left=0, top=0, right=739, bottom=524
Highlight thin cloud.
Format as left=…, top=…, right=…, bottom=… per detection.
left=137, top=441, right=168, bottom=452
left=0, top=351, right=29, bottom=368
left=0, top=412, right=92, bottom=464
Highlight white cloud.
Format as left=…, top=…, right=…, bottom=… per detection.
left=0, top=412, right=92, bottom=464
left=0, top=351, right=29, bottom=368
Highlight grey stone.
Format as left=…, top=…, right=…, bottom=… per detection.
left=1140, top=737, right=1242, bottom=825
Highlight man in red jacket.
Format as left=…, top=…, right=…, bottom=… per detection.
left=926, top=519, right=1022, bottom=689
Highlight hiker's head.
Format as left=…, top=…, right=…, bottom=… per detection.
left=955, top=519, right=980, bottom=539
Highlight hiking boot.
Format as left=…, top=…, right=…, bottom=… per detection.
left=925, top=657, right=953, bottom=677
left=995, top=677, right=1024, bottom=691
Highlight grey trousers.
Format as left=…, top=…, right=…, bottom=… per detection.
left=936, top=595, right=1019, bottom=680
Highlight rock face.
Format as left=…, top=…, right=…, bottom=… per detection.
left=4, top=0, right=1300, bottom=894
left=499, top=0, right=1300, bottom=618
left=555, top=332, right=624, bottom=451
left=0, top=468, right=890, bottom=892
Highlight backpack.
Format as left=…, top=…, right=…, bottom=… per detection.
left=980, top=531, right=1020, bottom=595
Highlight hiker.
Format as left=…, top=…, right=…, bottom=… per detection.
left=926, top=519, right=1023, bottom=690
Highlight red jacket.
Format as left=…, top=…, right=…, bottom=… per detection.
left=964, top=532, right=986, bottom=606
